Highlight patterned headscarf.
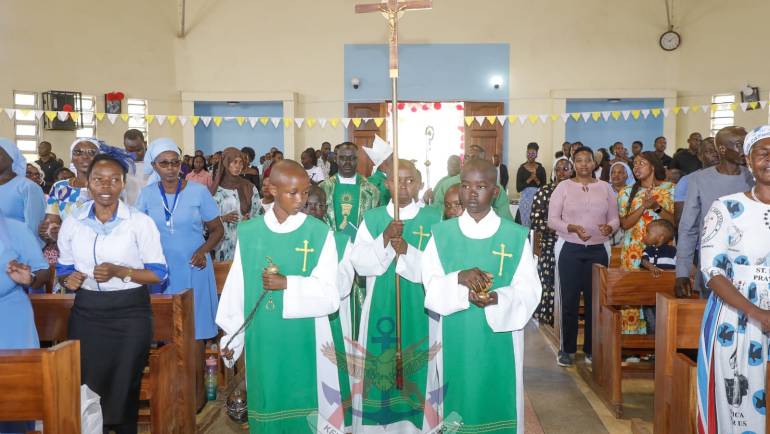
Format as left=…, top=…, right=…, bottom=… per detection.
left=145, top=138, right=180, bottom=185
left=609, top=161, right=635, bottom=186
left=744, top=125, right=770, bottom=156
left=0, top=137, right=27, bottom=176
left=210, top=147, right=255, bottom=216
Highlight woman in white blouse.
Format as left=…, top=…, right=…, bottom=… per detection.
left=57, top=154, right=167, bottom=434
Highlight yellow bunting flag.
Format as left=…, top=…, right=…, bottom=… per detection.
left=750, top=102, right=759, bottom=110
left=167, top=115, right=177, bottom=125
left=352, top=118, right=362, bottom=127
left=144, top=114, right=155, bottom=124
left=236, top=116, right=245, bottom=126
left=508, top=115, right=518, bottom=124
left=45, top=111, right=56, bottom=121
left=329, top=118, right=340, bottom=128
left=95, top=112, right=105, bottom=121
left=570, top=113, right=581, bottom=122
left=305, top=117, right=316, bottom=128
left=651, top=108, right=661, bottom=118
left=284, top=118, right=293, bottom=129
left=19, top=109, right=31, bottom=118
left=690, top=105, right=700, bottom=112
left=486, top=115, right=497, bottom=125
left=121, top=114, right=130, bottom=123
left=258, top=117, right=269, bottom=126
left=672, top=107, right=681, bottom=115
left=591, top=112, right=601, bottom=121
left=550, top=114, right=560, bottom=122
left=374, top=117, right=384, bottom=127
left=191, top=116, right=200, bottom=126
left=727, top=104, right=735, bottom=111
left=69, top=112, right=80, bottom=122
left=464, top=116, right=474, bottom=126
left=631, top=110, right=641, bottom=120
left=611, top=111, right=621, bottom=120
left=212, top=117, right=222, bottom=127
left=527, top=115, right=539, bottom=124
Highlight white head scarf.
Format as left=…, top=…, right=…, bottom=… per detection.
left=609, top=161, right=635, bottom=186
left=145, top=138, right=181, bottom=185
left=551, top=156, right=573, bottom=182
left=744, top=125, right=770, bottom=156
left=0, top=137, right=27, bottom=176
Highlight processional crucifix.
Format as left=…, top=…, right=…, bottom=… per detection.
left=355, top=0, right=432, bottom=390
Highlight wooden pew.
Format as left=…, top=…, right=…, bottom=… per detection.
left=609, top=246, right=621, bottom=268
left=214, top=260, right=232, bottom=295
left=585, top=264, right=677, bottom=417
left=30, top=290, right=195, bottom=434
left=0, top=340, right=81, bottom=434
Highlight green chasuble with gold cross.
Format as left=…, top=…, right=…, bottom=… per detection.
left=331, top=231, right=353, bottom=429
left=236, top=216, right=343, bottom=434
left=367, top=169, right=391, bottom=207
left=428, top=217, right=529, bottom=434
left=354, top=204, right=442, bottom=432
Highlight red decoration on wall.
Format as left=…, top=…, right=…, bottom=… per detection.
left=433, top=102, right=442, bottom=110
left=456, top=104, right=464, bottom=110
left=62, top=104, right=73, bottom=112
left=410, top=105, right=418, bottom=112
left=105, top=92, right=125, bottom=101
left=397, top=102, right=405, bottom=110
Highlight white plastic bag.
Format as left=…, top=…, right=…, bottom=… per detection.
left=80, top=385, right=102, bottom=434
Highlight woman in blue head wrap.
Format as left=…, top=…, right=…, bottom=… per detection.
left=0, top=138, right=46, bottom=246
left=136, top=138, right=224, bottom=340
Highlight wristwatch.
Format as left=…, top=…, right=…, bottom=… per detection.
left=122, top=269, right=133, bottom=283
left=653, top=205, right=663, bottom=214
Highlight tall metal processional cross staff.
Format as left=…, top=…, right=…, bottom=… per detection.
left=355, top=0, right=432, bottom=390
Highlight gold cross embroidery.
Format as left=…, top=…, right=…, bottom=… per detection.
left=492, top=243, right=513, bottom=276
left=295, top=240, right=315, bottom=273
left=412, top=225, right=430, bottom=250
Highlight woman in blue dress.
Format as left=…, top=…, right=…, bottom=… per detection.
left=0, top=211, right=50, bottom=434
left=0, top=138, right=46, bottom=245
left=136, top=138, right=224, bottom=340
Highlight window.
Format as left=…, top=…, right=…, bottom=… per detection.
left=711, top=94, right=735, bottom=137
left=13, top=91, right=39, bottom=161
left=75, top=95, right=96, bottom=138
left=127, top=98, right=148, bottom=139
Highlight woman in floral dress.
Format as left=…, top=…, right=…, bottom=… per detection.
left=530, top=156, right=573, bottom=326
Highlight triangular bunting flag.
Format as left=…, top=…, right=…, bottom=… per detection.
left=580, top=112, right=591, bottom=122
left=464, top=116, right=474, bottom=126
left=167, top=115, right=177, bottom=125
left=295, top=118, right=305, bottom=128
left=212, top=117, right=222, bottom=127
left=728, top=103, right=736, bottom=111
left=661, top=108, right=670, bottom=117
left=45, top=111, right=57, bottom=122
left=362, top=117, right=372, bottom=126
left=690, top=105, right=700, bottom=112
left=145, top=114, right=155, bottom=124
left=740, top=103, right=749, bottom=112
left=497, top=115, right=507, bottom=125
left=681, top=106, right=690, bottom=114
left=641, top=109, right=650, bottom=119
left=95, top=112, right=105, bottom=121
left=560, top=114, right=569, bottom=123
left=284, top=118, right=293, bottom=128
left=631, top=110, right=641, bottom=120
left=34, top=110, right=45, bottom=120
left=318, top=118, right=328, bottom=128
left=550, top=114, right=560, bottom=122
left=5, top=109, right=15, bottom=120
left=259, top=117, right=269, bottom=126
left=601, top=111, right=611, bottom=121
left=591, top=112, right=601, bottom=122
left=121, top=114, right=130, bottom=122
left=351, top=118, right=361, bottom=128
left=69, top=112, right=80, bottom=122
left=235, top=116, right=245, bottom=126
left=508, top=115, right=518, bottom=124
left=248, top=117, right=258, bottom=128
left=329, top=118, right=340, bottom=128
left=18, top=109, right=32, bottom=118
left=342, top=118, right=351, bottom=128
left=156, top=115, right=167, bottom=126
left=760, top=101, right=768, bottom=109
left=749, top=102, right=759, bottom=110
left=475, top=115, right=485, bottom=126
left=191, top=116, right=200, bottom=127
left=201, top=116, right=212, bottom=127
left=373, top=118, right=383, bottom=127
left=621, top=111, right=630, bottom=120
left=672, top=107, right=681, bottom=115
left=518, top=115, right=528, bottom=125
left=611, top=111, right=621, bottom=120
left=651, top=108, right=661, bottom=118
left=270, top=117, right=281, bottom=128
left=179, top=116, right=188, bottom=126
left=306, top=118, right=317, bottom=128
left=527, top=115, right=539, bottom=124
left=539, top=114, right=549, bottom=123
left=700, top=105, right=710, bottom=113
left=106, top=114, right=118, bottom=124
left=486, top=115, right=497, bottom=125
left=570, top=113, right=581, bottom=122
left=57, top=111, right=69, bottom=122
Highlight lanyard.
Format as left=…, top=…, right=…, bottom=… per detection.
left=158, top=179, right=182, bottom=227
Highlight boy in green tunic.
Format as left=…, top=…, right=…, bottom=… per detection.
left=216, top=161, right=345, bottom=434
left=421, top=159, right=542, bottom=434
left=350, top=160, right=442, bottom=434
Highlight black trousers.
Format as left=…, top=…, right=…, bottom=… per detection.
left=558, top=241, right=608, bottom=355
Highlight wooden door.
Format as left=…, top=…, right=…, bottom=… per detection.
left=464, top=102, right=504, bottom=160
left=347, top=102, right=387, bottom=176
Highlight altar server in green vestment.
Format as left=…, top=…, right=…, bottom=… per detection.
left=364, top=135, right=393, bottom=207
left=216, top=161, right=344, bottom=434
left=304, top=184, right=354, bottom=430
left=421, top=159, right=542, bottom=434
left=350, top=160, right=441, bottom=434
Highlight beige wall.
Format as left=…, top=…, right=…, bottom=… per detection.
left=2, top=0, right=768, bottom=171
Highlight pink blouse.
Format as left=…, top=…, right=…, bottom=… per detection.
left=547, top=179, right=620, bottom=246
left=185, top=170, right=212, bottom=189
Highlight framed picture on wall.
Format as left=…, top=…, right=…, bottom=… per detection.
left=741, top=86, right=760, bottom=110
left=104, top=92, right=124, bottom=114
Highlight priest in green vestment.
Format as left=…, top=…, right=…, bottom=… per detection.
left=431, top=146, right=513, bottom=220
left=364, top=135, right=393, bottom=207
left=421, top=159, right=542, bottom=434
left=350, top=160, right=441, bottom=434
left=216, top=161, right=345, bottom=434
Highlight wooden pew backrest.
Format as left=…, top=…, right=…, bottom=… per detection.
left=214, top=261, right=232, bottom=295
left=0, top=340, right=81, bottom=434
left=594, top=264, right=677, bottom=306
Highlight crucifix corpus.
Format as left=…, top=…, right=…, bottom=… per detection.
left=355, top=0, right=432, bottom=390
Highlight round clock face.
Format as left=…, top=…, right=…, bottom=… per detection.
left=660, top=31, right=681, bottom=51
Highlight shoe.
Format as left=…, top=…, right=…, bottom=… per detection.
left=557, top=351, right=573, bottom=367
left=585, top=354, right=592, bottom=364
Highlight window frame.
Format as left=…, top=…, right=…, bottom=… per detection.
left=710, top=94, right=735, bottom=137
left=75, top=95, right=97, bottom=138
left=127, top=98, right=148, bottom=140
left=13, top=90, right=40, bottom=160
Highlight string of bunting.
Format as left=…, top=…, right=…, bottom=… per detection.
left=1, top=100, right=767, bottom=129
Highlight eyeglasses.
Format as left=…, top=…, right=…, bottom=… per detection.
left=72, top=149, right=98, bottom=157
left=156, top=160, right=181, bottom=169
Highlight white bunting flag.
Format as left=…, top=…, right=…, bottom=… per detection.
left=271, top=117, right=281, bottom=128
left=681, top=106, right=690, bottom=114
left=560, top=114, right=570, bottom=123
left=621, top=111, right=631, bottom=120
left=496, top=115, right=507, bottom=125
left=701, top=105, right=710, bottom=113
left=362, top=117, right=372, bottom=126
left=342, top=118, right=351, bottom=128
left=294, top=118, right=304, bottom=128
left=475, top=115, right=485, bottom=126
left=662, top=108, right=670, bottom=117
left=57, top=111, right=69, bottom=122
left=760, top=101, right=768, bottom=109
left=34, top=110, right=44, bottom=120
left=248, top=117, right=258, bottom=128
left=539, top=114, right=549, bottom=123
left=318, top=118, right=327, bottom=128
left=641, top=109, right=650, bottom=119
left=517, top=115, right=527, bottom=126
left=201, top=116, right=212, bottom=127
left=740, top=103, right=749, bottom=112
left=223, top=116, right=234, bottom=122
left=580, top=112, right=590, bottom=122
left=179, top=116, right=188, bottom=126
left=601, top=111, right=611, bottom=121
left=5, top=109, right=15, bottom=120
left=156, top=115, right=166, bottom=126
left=106, top=114, right=117, bottom=124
